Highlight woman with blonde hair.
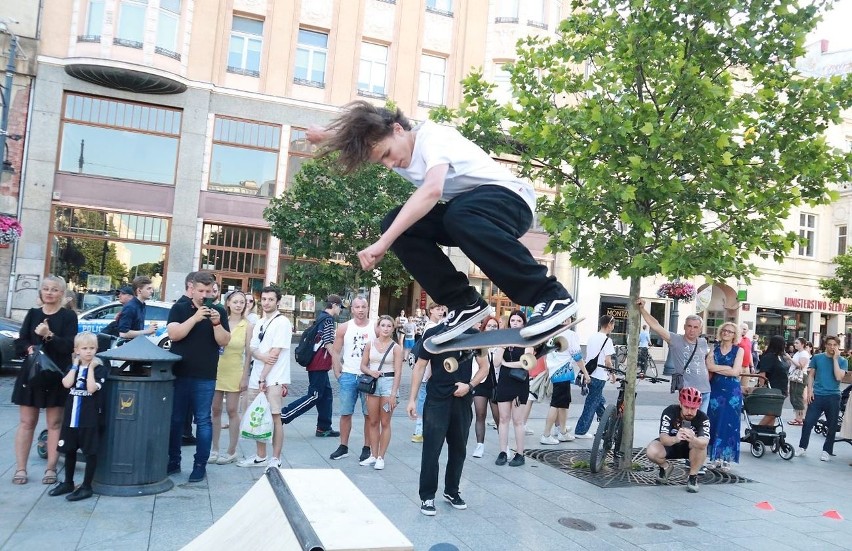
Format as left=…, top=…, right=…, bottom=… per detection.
left=360, top=315, right=403, bottom=470
left=12, top=275, right=78, bottom=485
left=210, top=291, right=253, bottom=464
left=706, top=321, right=744, bottom=470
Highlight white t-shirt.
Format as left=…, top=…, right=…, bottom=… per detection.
left=249, top=313, right=293, bottom=387
left=585, top=332, right=615, bottom=381
left=393, top=120, right=537, bottom=212
left=546, top=328, right=582, bottom=377
left=341, top=319, right=376, bottom=375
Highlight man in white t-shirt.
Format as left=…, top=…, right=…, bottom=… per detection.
left=575, top=315, right=617, bottom=438
left=238, top=286, right=292, bottom=469
left=329, top=296, right=375, bottom=462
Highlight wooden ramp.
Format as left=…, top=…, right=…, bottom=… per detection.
left=184, top=468, right=413, bottom=551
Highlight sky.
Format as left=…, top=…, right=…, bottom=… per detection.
left=808, top=0, right=852, bottom=52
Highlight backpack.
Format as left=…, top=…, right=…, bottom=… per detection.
left=295, top=312, right=331, bottom=367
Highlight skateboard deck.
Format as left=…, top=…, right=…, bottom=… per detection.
left=424, top=317, right=584, bottom=372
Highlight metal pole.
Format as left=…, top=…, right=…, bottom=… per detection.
left=1, top=34, right=17, bottom=171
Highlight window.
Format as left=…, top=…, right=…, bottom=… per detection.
left=358, top=43, right=388, bottom=97
left=838, top=225, right=847, bottom=256
left=426, top=0, right=452, bottom=16
left=527, top=0, right=547, bottom=28
left=798, top=212, right=816, bottom=257
left=58, top=93, right=181, bottom=185
left=495, top=0, right=519, bottom=23
left=82, top=0, right=104, bottom=41
left=201, top=224, right=268, bottom=275
left=493, top=63, right=512, bottom=102
left=49, top=206, right=169, bottom=296
left=209, top=117, right=281, bottom=197
left=286, top=128, right=317, bottom=189
left=228, top=16, right=263, bottom=77
left=115, top=0, right=147, bottom=48
left=418, top=55, right=446, bottom=106
left=156, top=0, right=181, bottom=59
left=294, top=29, right=328, bottom=86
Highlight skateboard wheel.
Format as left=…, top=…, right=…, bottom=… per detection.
left=444, top=357, right=459, bottom=373
left=520, top=353, right=537, bottom=371
left=552, top=336, right=568, bottom=353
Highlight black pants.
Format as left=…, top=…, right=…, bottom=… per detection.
left=281, top=370, right=334, bottom=430
left=419, top=393, right=473, bottom=501
left=799, top=393, right=841, bottom=454
left=382, top=185, right=567, bottom=308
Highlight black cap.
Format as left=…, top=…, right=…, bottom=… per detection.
left=119, top=286, right=134, bottom=296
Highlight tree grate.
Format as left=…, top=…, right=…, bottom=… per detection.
left=524, top=448, right=754, bottom=488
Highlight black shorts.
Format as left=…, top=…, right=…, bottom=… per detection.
left=58, top=425, right=100, bottom=455
left=658, top=439, right=691, bottom=460
left=550, top=381, right=571, bottom=408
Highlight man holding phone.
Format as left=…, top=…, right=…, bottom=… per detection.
left=797, top=335, right=848, bottom=461
left=166, top=270, right=231, bottom=483
left=645, top=387, right=710, bottom=493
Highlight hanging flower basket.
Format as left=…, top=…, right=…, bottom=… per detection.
left=0, top=215, right=23, bottom=247
left=657, top=281, right=696, bottom=302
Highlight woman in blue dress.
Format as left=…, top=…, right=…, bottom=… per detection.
left=706, top=321, right=744, bottom=470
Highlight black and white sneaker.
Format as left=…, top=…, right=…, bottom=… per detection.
left=521, top=296, right=579, bottom=338
left=657, top=461, right=674, bottom=483
left=359, top=446, right=371, bottom=462
left=329, top=445, right=349, bottom=460
left=443, top=492, right=467, bottom=510
left=429, top=297, right=490, bottom=345
left=686, top=475, right=700, bottom=493
left=420, top=499, right=437, bottom=516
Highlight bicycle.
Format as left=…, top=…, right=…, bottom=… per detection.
left=613, top=345, right=658, bottom=379
left=589, top=367, right=669, bottom=473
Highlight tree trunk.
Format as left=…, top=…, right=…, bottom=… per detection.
left=617, top=276, right=642, bottom=469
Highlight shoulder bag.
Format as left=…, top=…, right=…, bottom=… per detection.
left=584, top=337, right=610, bottom=375
left=551, top=361, right=576, bottom=384
left=670, top=341, right=698, bottom=393
left=357, top=341, right=394, bottom=394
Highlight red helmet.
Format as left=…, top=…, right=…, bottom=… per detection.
left=679, top=387, right=702, bottom=409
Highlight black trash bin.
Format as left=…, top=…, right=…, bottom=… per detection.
left=93, top=336, right=181, bottom=497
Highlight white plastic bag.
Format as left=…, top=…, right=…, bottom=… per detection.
left=240, top=392, right=273, bottom=443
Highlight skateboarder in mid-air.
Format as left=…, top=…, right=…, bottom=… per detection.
left=307, top=101, right=577, bottom=343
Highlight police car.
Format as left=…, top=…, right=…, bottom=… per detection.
left=78, top=299, right=174, bottom=349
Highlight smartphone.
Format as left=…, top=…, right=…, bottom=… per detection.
left=203, top=297, right=215, bottom=308
left=682, top=420, right=692, bottom=430
left=382, top=402, right=391, bottom=413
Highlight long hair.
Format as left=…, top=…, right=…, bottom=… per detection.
left=508, top=310, right=527, bottom=326
left=764, top=335, right=786, bottom=357
left=225, top=290, right=247, bottom=319
left=318, top=101, right=411, bottom=174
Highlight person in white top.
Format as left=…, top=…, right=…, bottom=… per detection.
left=788, top=337, right=811, bottom=425
left=574, top=315, right=617, bottom=438
left=540, top=321, right=590, bottom=445
left=237, top=286, right=293, bottom=469
left=329, top=296, right=376, bottom=462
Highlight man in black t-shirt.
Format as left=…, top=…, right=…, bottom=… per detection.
left=406, top=325, right=489, bottom=516
left=166, top=271, right=230, bottom=483
left=645, top=387, right=710, bottom=493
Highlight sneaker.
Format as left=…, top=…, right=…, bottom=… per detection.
left=442, top=492, right=467, bottom=510
left=359, top=446, right=371, bottom=462
left=316, top=428, right=340, bottom=437
left=508, top=453, right=525, bottom=467
left=420, top=499, right=437, bottom=516
left=373, top=457, right=385, bottom=470
left=237, top=455, right=268, bottom=468
left=557, top=431, right=576, bottom=442
left=657, top=461, right=674, bottom=483
left=181, top=435, right=197, bottom=446
left=540, top=435, right=560, bottom=445
left=217, top=452, right=238, bottom=465
left=207, top=451, right=219, bottom=464
left=795, top=447, right=806, bottom=457
left=495, top=452, right=508, bottom=466
left=686, top=475, right=699, bottom=493
left=524, top=425, right=534, bottom=435
left=66, top=486, right=94, bottom=501
left=330, top=445, right=349, bottom=460
left=486, top=420, right=497, bottom=429
left=188, top=465, right=206, bottom=483
left=267, top=457, right=282, bottom=470
left=521, top=297, right=578, bottom=338
left=429, top=297, right=490, bottom=345
left=166, top=463, right=181, bottom=475
left=697, top=465, right=707, bottom=476
left=820, top=451, right=830, bottom=462
left=575, top=432, right=594, bottom=439
left=473, top=443, right=485, bottom=458
left=550, top=426, right=560, bottom=438
left=411, top=434, right=424, bottom=443
left=360, top=455, right=377, bottom=467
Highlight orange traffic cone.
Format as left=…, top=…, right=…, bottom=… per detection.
left=755, top=501, right=774, bottom=511
left=822, top=510, right=843, bottom=520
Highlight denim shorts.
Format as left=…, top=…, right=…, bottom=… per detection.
left=337, top=372, right=368, bottom=416
left=374, top=375, right=396, bottom=398
left=404, top=337, right=415, bottom=350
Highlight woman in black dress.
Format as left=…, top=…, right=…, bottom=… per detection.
left=12, top=275, right=78, bottom=485
left=493, top=310, right=533, bottom=467
left=471, top=315, right=500, bottom=458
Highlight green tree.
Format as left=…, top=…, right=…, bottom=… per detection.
left=264, top=155, right=414, bottom=299
left=820, top=253, right=852, bottom=302
left=434, top=0, right=852, bottom=467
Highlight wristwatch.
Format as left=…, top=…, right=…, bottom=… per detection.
left=468, top=382, right=475, bottom=392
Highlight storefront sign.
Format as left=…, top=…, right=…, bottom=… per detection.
left=606, top=307, right=628, bottom=319
left=783, top=297, right=849, bottom=312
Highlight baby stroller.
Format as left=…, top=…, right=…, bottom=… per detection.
left=741, top=386, right=795, bottom=460
left=814, top=384, right=850, bottom=438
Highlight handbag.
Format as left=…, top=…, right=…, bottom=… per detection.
left=670, top=341, right=698, bottom=393
left=584, top=337, right=610, bottom=375
left=23, top=345, right=64, bottom=389
left=507, top=367, right=528, bottom=382
left=551, top=362, right=576, bottom=384
left=357, top=342, right=394, bottom=394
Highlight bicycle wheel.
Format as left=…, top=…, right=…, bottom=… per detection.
left=645, top=357, right=658, bottom=379
left=615, top=347, right=628, bottom=369
left=590, top=404, right=618, bottom=473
